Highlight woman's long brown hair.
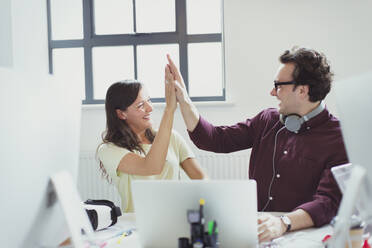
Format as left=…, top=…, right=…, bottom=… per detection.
left=96, top=80, right=155, bottom=182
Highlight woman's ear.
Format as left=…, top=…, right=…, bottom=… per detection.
left=116, top=109, right=127, bottom=120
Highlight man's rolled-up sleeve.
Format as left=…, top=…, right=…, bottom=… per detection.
left=294, top=168, right=342, bottom=227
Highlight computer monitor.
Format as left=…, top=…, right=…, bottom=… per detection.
left=335, top=72, right=372, bottom=213
left=329, top=72, right=372, bottom=247
left=335, top=72, right=372, bottom=179
left=0, top=72, right=83, bottom=247
left=0, top=1, right=83, bottom=247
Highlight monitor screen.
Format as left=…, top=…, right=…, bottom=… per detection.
left=335, top=72, right=372, bottom=178
left=0, top=69, right=82, bottom=247
left=330, top=72, right=372, bottom=247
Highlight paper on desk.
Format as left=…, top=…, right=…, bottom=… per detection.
left=93, top=215, right=136, bottom=241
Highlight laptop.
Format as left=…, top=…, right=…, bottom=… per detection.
left=132, top=180, right=258, bottom=248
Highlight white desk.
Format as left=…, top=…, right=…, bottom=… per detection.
left=98, top=213, right=332, bottom=248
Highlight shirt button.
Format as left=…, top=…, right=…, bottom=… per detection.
left=276, top=174, right=280, bottom=178
left=269, top=196, right=273, bottom=200
left=283, top=150, right=288, bottom=155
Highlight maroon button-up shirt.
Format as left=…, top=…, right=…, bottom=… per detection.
left=189, top=108, right=348, bottom=226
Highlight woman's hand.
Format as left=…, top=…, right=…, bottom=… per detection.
left=166, top=54, right=190, bottom=103
left=164, top=65, right=177, bottom=112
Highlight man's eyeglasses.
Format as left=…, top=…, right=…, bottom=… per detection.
left=274, top=81, right=297, bottom=90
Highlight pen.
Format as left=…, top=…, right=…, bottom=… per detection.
left=199, top=198, right=205, bottom=225
left=208, top=221, right=213, bottom=235
left=116, top=229, right=134, bottom=244
left=116, top=228, right=135, bottom=237
left=212, top=221, right=217, bottom=234
left=192, top=198, right=205, bottom=247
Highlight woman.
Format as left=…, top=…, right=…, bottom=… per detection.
left=97, top=65, right=206, bottom=213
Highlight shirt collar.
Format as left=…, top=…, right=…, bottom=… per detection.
left=300, top=106, right=330, bottom=132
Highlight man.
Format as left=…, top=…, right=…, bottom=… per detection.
left=165, top=47, right=348, bottom=242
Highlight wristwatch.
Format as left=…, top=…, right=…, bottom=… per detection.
left=280, top=215, right=292, bottom=232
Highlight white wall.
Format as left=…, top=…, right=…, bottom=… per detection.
left=0, top=0, right=13, bottom=67
left=80, top=0, right=372, bottom=156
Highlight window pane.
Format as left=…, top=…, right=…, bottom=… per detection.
left=187, top=0, right=222, bottom=34
left=136, top=0, right=175, bottom=33
left=94, top=0, right=134, bottom=35
left=137, top=44, right=179, bottom=98
left=188, top=43, right=223, bottom=97
left=50, top=0, right=83, bottom=40
left=52, top=48, right=85, bottom=100
left=92, top=46, right=134, bottom=99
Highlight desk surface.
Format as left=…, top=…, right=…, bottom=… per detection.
left=98, top=213, right=332, bottom=248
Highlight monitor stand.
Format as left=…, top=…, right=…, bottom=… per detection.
left=21, top=171, right=98, bottom=248
left=329, top=164, right=367, bottom=247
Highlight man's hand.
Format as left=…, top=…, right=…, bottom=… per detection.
left=166, top=54, right=189, bottom=103
left=257, top=213, right=287, bottom=243
left=165, top=54, right=200, bottom=131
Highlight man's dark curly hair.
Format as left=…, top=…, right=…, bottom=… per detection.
left=279, top=47, right=334, bottom=102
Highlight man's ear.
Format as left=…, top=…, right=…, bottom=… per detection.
left=116, top=109, right=127, bottom=120
left=299, top=85, right=309, bottom=99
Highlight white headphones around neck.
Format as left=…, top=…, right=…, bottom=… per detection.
left=279, top=101, right=325, bottom=133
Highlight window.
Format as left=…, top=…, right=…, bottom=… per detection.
left=47, top=0, right=225, bottom=104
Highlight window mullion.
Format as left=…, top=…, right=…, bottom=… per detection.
left=134, top=45, right=138, bottom=79
left=83, top=0, right=94, bottom=103
left=133, top=0, right=137, bottom=33
left=176, top=0, right=189, bottom=92
left=46, top=0, right=53, bottom=74
left=133, top=0, right=138, bottom=80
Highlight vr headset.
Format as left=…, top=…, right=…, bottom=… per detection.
left=84, top=199, right=122, bottom=231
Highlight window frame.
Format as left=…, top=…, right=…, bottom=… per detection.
left=47, top=0, right=225, bottom=104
